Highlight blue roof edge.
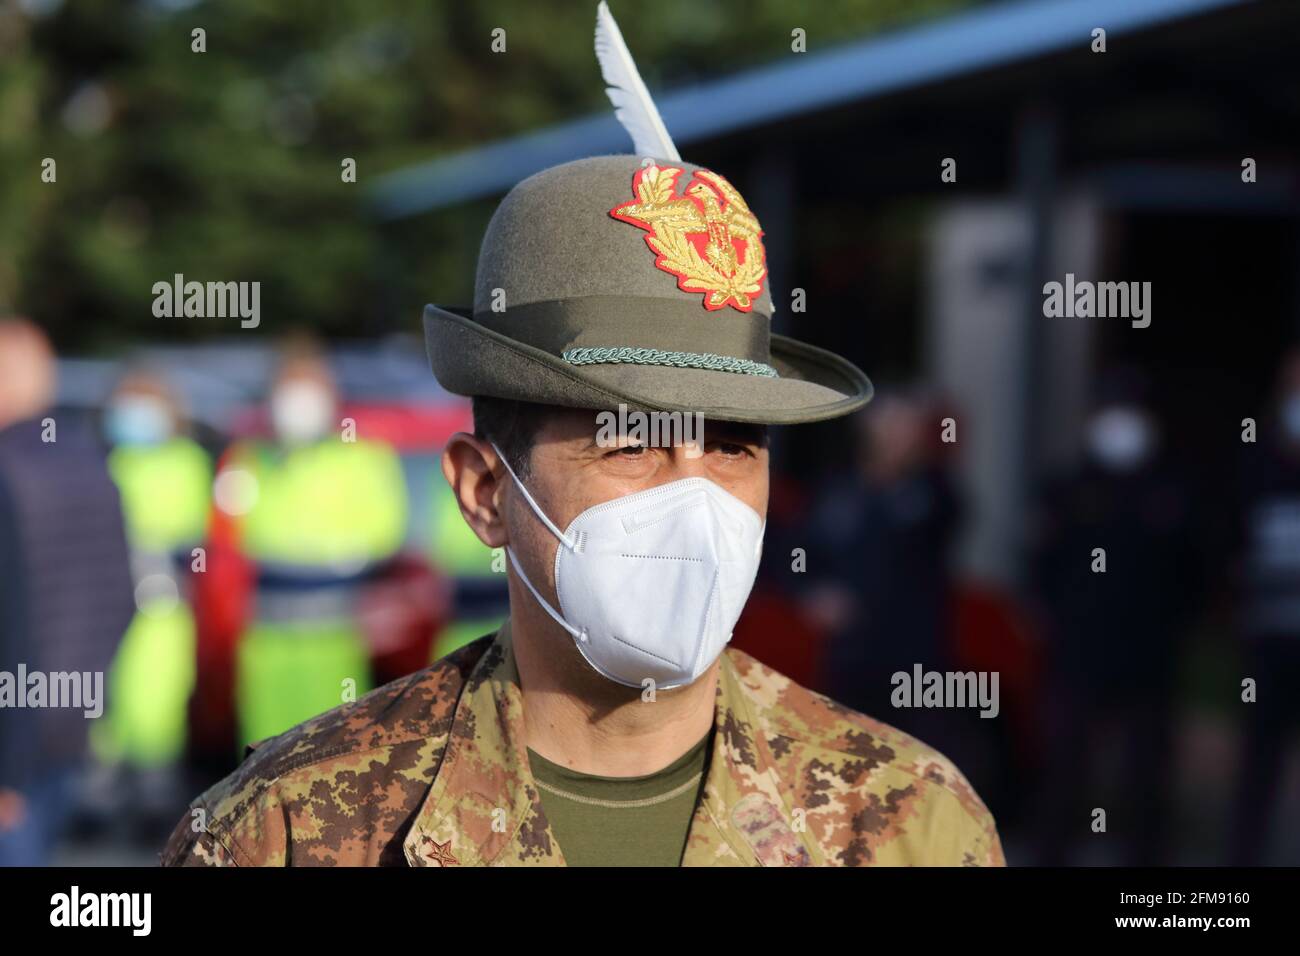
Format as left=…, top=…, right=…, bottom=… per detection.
left=370, top=0, right=1250, bottom=219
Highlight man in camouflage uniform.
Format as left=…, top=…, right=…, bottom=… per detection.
left=162, top=151, right=1004, bottom=868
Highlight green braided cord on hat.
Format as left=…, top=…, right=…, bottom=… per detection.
left=561, top=346, right=779, bottom=378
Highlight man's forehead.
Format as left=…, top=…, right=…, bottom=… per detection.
left=535, top=407, right=767, bottom=446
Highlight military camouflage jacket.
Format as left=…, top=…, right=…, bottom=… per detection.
left=161, top=621, right=1004, bottom=867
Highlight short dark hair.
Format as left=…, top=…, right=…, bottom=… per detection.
left=471, top=396, right=558, bottom=480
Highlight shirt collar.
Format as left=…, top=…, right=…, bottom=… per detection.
left=403, top=621, right=819, bottom=867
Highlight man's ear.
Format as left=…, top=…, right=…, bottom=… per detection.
left=441, top=433, right=509, bottom=548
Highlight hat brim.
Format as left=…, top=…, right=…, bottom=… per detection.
left=422, top=305, right=872, bottom=425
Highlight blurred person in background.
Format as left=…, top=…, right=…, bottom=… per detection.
left=90, top=369, right=212, bottom=830
left=1228, top=348, right=1300, bottom=865
left=807, top=389, right=964, bottom=753
left=0, top=318, right=135, bottom=865
left=1029, top=369, right=1199, bottom=865
left=192, top=340, right=408, bottom=757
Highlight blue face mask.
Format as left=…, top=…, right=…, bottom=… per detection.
left=105, top=396, right=172, bottom=446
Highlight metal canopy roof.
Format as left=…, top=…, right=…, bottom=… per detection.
left=370, top=0, right=1250, bottom=220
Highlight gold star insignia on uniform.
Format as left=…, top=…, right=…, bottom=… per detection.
left=422, top=836, right=459, bottom=867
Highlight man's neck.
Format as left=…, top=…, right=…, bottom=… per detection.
left=509, top=600, right=719, bottom=778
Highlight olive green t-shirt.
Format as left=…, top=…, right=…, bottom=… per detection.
left=526, top=728, right=713, bottom=867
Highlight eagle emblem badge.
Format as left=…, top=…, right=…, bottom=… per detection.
left=610, top=164, right=767, bottom=312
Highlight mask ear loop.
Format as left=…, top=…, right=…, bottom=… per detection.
left=489, top=441, right=576, bottom=550
left=488, top=442, right=588, bottom=643
left=502, top=544, right=587, bottom=643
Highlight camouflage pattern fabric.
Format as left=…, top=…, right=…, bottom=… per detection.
left=161, top=619, right=1004, bottom=867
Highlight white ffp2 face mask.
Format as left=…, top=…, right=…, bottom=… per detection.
left=492, top=443, right=765, bottom=690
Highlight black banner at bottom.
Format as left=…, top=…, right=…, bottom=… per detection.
left=0, top=865, right=1285, bottom=942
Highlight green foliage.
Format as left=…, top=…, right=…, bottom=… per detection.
left=2, top=0, right=976, bottom=349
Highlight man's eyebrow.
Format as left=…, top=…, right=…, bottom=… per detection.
left=579, top=431, right=632, bottom=451
left=582, top=434, right=650, bottom=452
left=708, top=423, right=769, bottom=446
left=579, top=417, right=768, bottom=449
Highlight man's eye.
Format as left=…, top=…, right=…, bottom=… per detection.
left=613, top=445, right=646, bottom=457
left=712, top=442, right=750, bottom=457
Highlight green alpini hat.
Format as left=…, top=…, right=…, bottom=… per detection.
left=422, top=3, right=872, bottom=425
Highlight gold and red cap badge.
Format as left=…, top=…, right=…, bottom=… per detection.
left=610, top=164, right=767, bottom=313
